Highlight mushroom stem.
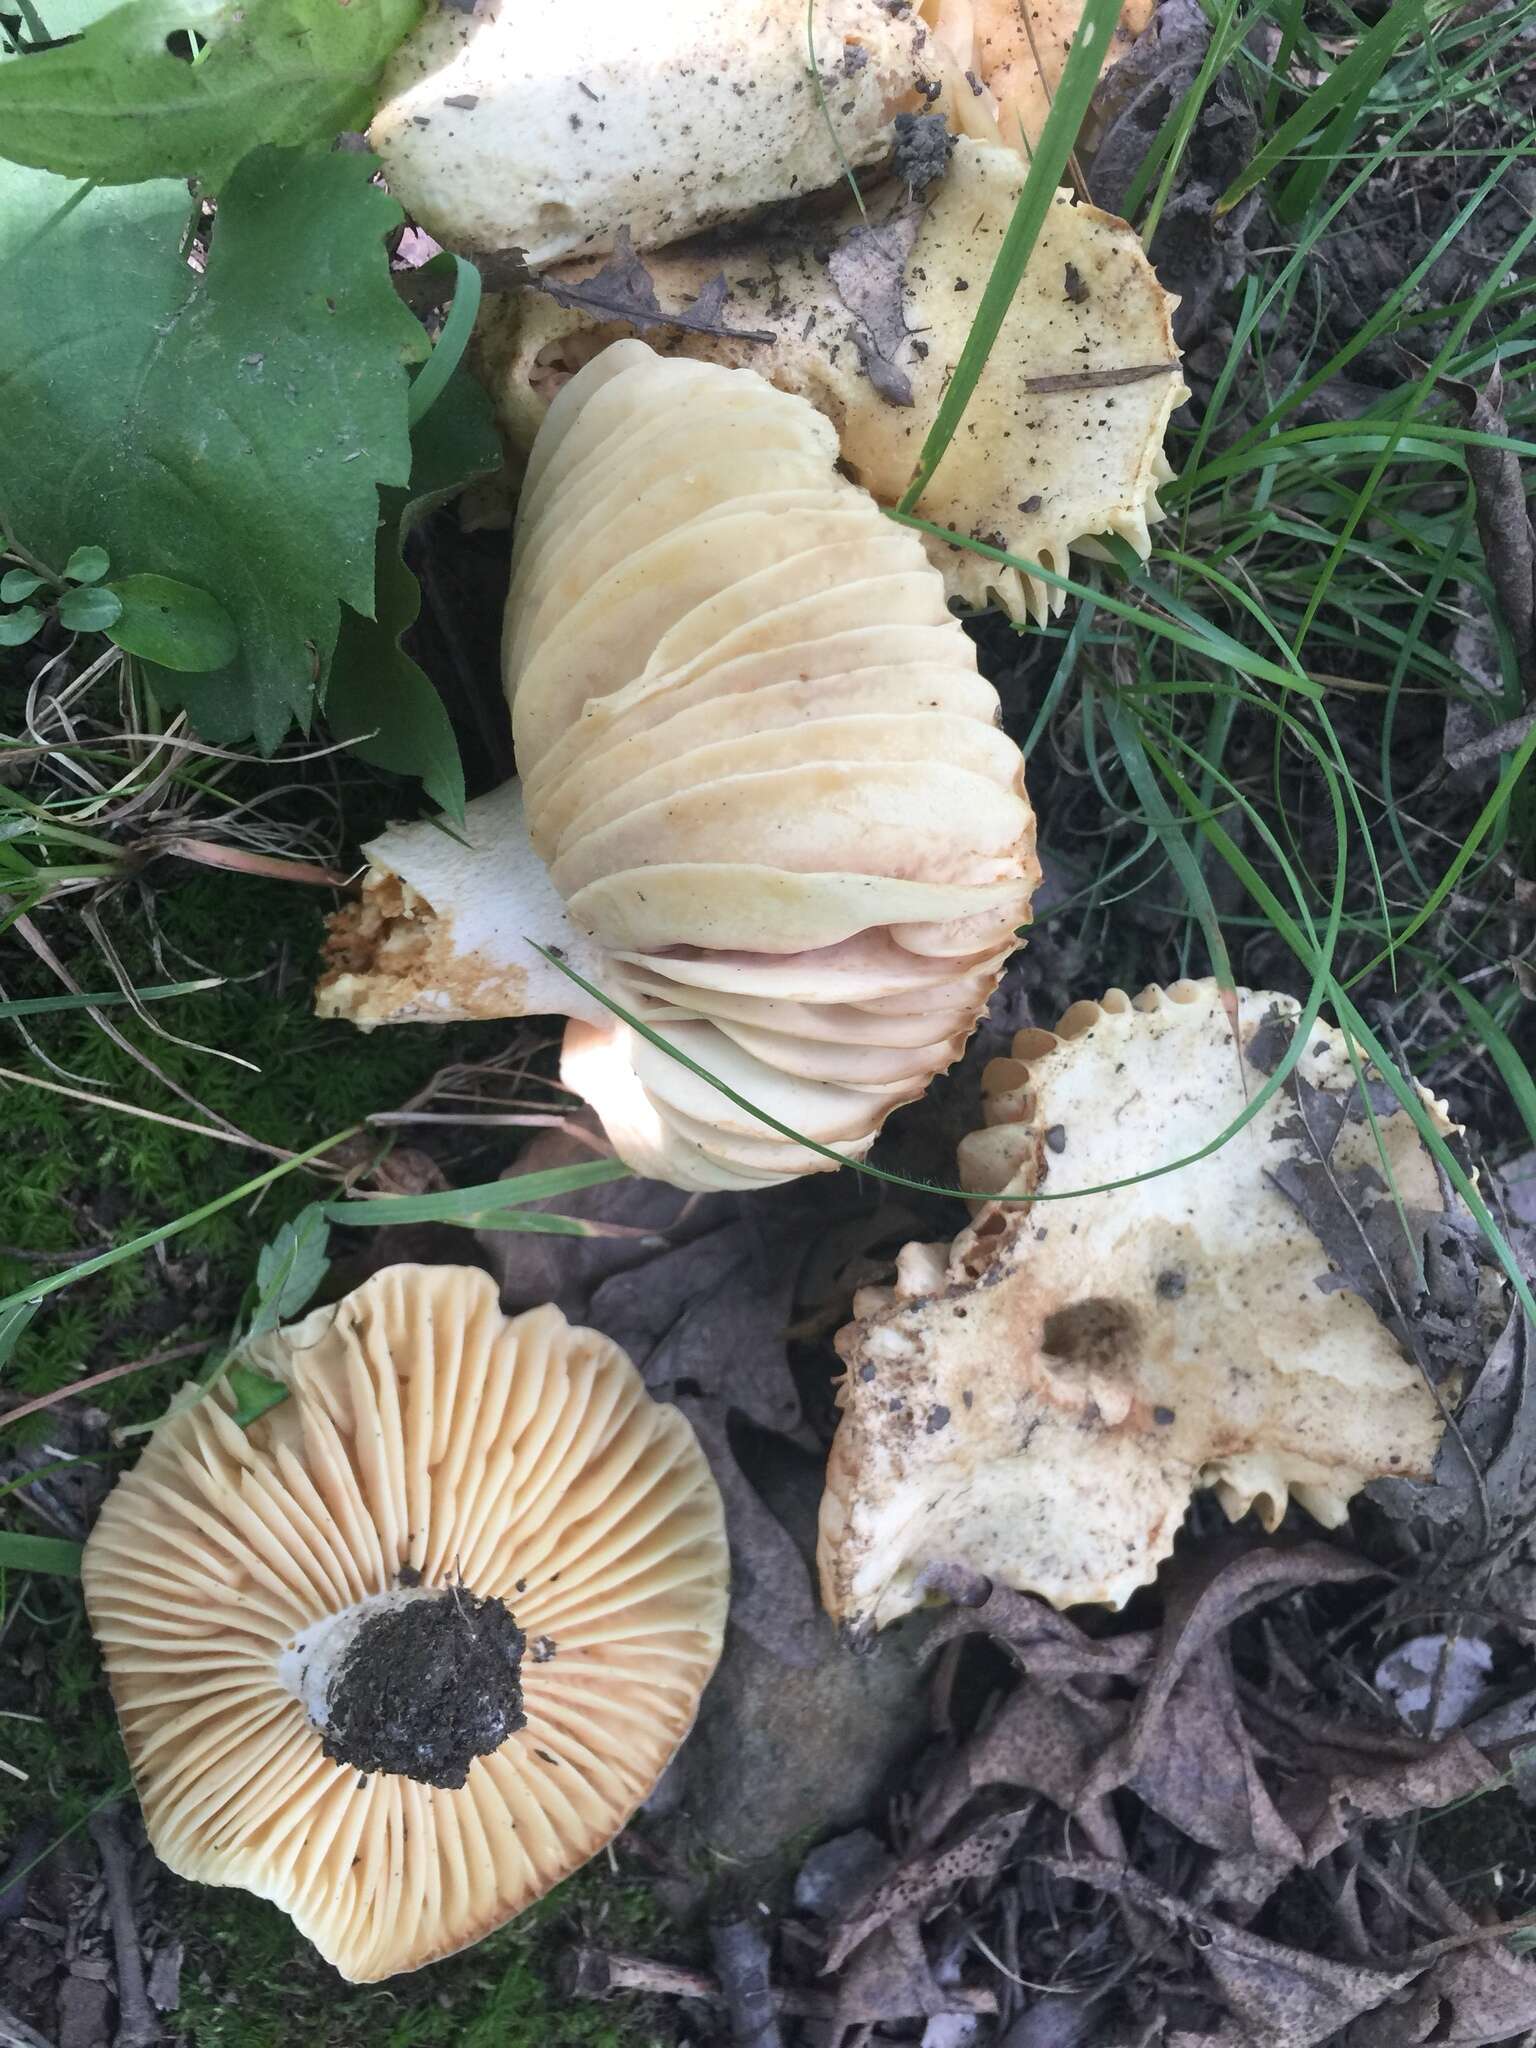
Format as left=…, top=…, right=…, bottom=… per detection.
left=278, top=1584, right=528, bottom=1791
left=316, top=780, right=615, bottom=1030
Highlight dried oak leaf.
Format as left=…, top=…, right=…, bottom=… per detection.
left=826, top=196, right=926, bottom=406
left=824, top=1808, right=1031, bottom=1973
left=1036, top=1857, right=1420, bottom=2048
left=499, top=228, right=774, bottom=344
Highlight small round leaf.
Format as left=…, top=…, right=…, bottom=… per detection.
left=63, top=545, right=111, bottom=584
left=0, top=606, right=45, bottom=647
left=104, top=575, right=240, bottom=673
left=58, top=584, right=124, bottom=633
left=0, top=569, right=45, bottom=603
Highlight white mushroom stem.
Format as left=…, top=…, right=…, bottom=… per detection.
left=276, top=1587, right=445, bottom=1737
left=317, top=781, right=614, bottom=1030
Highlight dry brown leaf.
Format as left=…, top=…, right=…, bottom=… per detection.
left=824, top=1810, right=1032, bottom=1973
left=826, top=197, right=926, bottom=406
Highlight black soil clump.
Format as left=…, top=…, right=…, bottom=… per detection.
left=323, top=1589, right=527, bottom=1790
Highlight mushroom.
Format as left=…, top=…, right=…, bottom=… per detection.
left=318, top=342, right=1040, bottom=1192
left=920, top=0, right=1156, bottom=155
left=818, top=980, right=1455, bottom=1632
left=367, top=0, right=930, bottom=268
left=82, top=1265, right=728, bottom=1981
left=478, top=139, right=1187, bottom=621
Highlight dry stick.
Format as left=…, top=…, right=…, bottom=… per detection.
left=563, top=1947, right=997, bottom=2020
left=0, top=2005, right=54, bottom=2048
left=0, top=1339, right=215, bottom=1434
left=710, top=1919, right=783, bottom=2048
left=1445, top=702, right=1536, bottom=772
left=87, top=1806, right=158, bottom=2048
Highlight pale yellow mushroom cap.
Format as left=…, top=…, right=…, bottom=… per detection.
left=818, top=979, right=1453, bottom=1631
left=82, top=1265, right=728, bottom=1981
left=480, top=141, right=1187, bottom=622
left=319, top=343, right=1039, bottom=1191
left=367, top=0, right=928, bottom=268
left=919, top=0, right=1157, bottom=155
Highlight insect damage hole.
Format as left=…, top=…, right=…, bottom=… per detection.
left=1040, top=1297, right=1141, bottom=1373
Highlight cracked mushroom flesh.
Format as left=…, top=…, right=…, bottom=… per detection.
left=318, top=342, right=1039, bottom=1192
left=367, top=0, right=930, bottom=268
left=818, top=980, right=1454, bottom=1631
left=480, top=139, right=1187, bottom=622
left=82, top=1265, right=728, bottom=1981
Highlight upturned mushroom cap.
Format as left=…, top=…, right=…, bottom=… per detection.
left=319, top=343, right=1039, bottom=1191
left=818, top=980, right=1454, bottom=1631
left=82, top=1265, right=727, bottom=1981
left=480, top=140, right=1186, bottom=621
left=920, top=0, right=1156, bottom=154
left=367, top=0, right=928, bottom=268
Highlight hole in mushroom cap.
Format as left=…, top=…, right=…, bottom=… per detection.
left=1040, top=1297, right=1141, bottom=1373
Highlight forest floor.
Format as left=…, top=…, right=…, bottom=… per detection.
left=3, top=1, right=1536, bottom=2044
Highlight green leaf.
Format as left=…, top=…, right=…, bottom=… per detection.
left=57, top=581, right=122, bottom=631
left=0, top=605, right=44, bottom=645
left=0, top=1531, right=83, bottom=1576
left=0, top=0, right=424, bottom=190
left=226, top=1362, right=291, bottom=1427
left=0, top=569, right=45, bottom=601
left=253, top=1202, right=331, bottom=1326
left=62, top=543, right=109, bottom=582
left=0, top=148, right=424, bottom=749
left=327, top=363, right=500, bottom=818
left=105, top=573, right=239, bottom=672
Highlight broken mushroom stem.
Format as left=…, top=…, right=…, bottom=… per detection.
left=278, top=1582, right=528, bottom=1792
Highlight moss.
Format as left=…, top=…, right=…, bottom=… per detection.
left=171, top=1870, right=672, bottom=2047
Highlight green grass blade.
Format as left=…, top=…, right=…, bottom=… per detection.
left=1437, top=977, right=1536, bottom=1153
left=322, top=1157, right=630, bottom=1228
left=1215, top=0, right=1428, bottom=216
left=0, top=976, right=221, bottom=1021
left=407, top=255, right=482, bottom=429
left=0, top=1532, right=82, bottom=1576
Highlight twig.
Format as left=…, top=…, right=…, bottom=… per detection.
left=1445, top=703, right=1536, bottom=771
left=711, top=1919, right=784, bottom=2048
left=0, top=2005, right=55, bottom=2048
left=0, top=1338, right=215, bottom=1434
left=562, top=1946, right=998, bottom=2020
left=87, top=1805, right=158, bottom=2048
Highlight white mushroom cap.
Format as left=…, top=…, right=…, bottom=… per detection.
left=480, top=141, right=1187, bottom=622
left=818, top=980, right=1454, bottom=1631
left=82, top=1265, right=727, bottom=1981
left=319, top=343, right=1039, bottom=1192
left=367, top=0, right=928, bottom=268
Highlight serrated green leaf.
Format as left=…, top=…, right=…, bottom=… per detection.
left=226, top=1362, right=291, bottom=1427
left=105, top=574, right=239, bottom=672
left=62, top=543, right=109, bottom=582
left=327, top=363, right=500, bottom=819
left=0, top=569, right=45, bottom=601
left=253, top=1202, right=331, bottom=1325
left=0, top=0, right=423, bottom=190
left=0, top=1531, right=83, bottom=1576
left=57, top=582, right=122, bottom=631
left=0, top=148, right=424, bottom=750
left=0, top=606, right=44, bottom=645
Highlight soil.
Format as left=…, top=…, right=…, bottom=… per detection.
left=321, top=1589, right=527, bottom=1791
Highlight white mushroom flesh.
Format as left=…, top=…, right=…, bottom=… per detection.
left=819, top=979, right=1454, bottom=1630
left=319, top=344, right=1039, bottom=1192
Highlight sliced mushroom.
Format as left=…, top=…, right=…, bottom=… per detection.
left=82, top=1265, right=728, bottom=1981
left=480, top=140, right=1187, bottom=620
left=818, top=980, right=1454, bottom=1631
left=368, top=0, right=929, bottom=268
left=319, top=343, right=1039, bottom=1192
